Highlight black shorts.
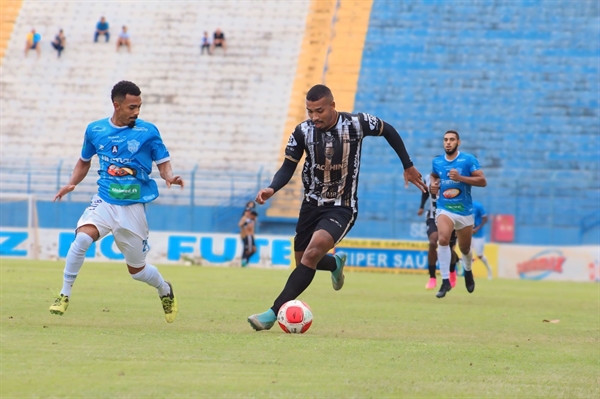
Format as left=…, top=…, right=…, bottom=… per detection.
left=241, top=235, right=254, bottom=252
left=294, top=201, right=356, bottom=252
left=426, top=218, right=457, bottom=247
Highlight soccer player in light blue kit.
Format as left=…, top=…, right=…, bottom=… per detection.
left=49, top=81, right=184, bottom=322
left=430, top=130, right=486, bottom=298
left=471, top=200, right=493, bottom=279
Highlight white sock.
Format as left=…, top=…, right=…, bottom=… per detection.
left=438, top=245, right=451, bottom=279
left=61, top=233, right=94, bottom=297
left=131, top=263, right=171, bottom=296
left=481, top=256, right=492, bottom=274
left=463, top=249, right=473, bottom=271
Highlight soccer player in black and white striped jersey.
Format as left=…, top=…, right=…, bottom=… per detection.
left=247, top=84, right=427, bottom=331
left=418, top=174, right=461, bottom=290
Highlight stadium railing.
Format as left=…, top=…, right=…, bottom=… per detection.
left=0, top=159, right=271, bottom=207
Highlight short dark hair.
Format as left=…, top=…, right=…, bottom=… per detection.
left=250, top=210, right=258, bottom=216
left=306, top=84, right=333, bottom=102
left=445, top=130, right=460, bottom=140
left=111, top=81, right=141, bottom=102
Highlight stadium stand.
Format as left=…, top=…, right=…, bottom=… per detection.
left=353, top=0, right=599, bottom=244
left=0, top=0, right=598, bottom=244
left=0, top=0, right=309, bottom=202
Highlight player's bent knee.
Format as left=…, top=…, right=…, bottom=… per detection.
left=438, top=236, right=451, bottom=246
left=301, top=247, right=324, bottom=265
left=76, top=224, right=100, bottom=241
left=70, top=233, right=94, bottom=254
left=127, top=263, right=146, bottom=275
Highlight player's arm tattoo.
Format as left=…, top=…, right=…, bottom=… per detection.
left=268, top=158, right=298, bottom=193
left=381, top=122, right=413, bottom=169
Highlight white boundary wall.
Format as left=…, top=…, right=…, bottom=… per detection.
left=1, top=227, right=599, bottom=282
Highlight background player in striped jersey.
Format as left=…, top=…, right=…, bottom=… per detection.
left=418, top=174, right=461, bottom=289
left=471, top=200, right=493, bottom=279
left=247, top=84, right=427, bottom=331
left=239, top=208, right=257, bottom=267
left=430, top=130, right=486, bottom=298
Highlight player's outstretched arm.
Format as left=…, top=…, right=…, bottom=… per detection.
left=157, top=160, right=184, bottom=188
left=54, top=158, right=92, bottom=201
left=255, top=158, right=298, bottom=205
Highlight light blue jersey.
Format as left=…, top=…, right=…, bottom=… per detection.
left=472, top=201, right=487, bottom=238
left=81, top=118, right=170, bottom=205
left=431, top=151, right=481, bottom=216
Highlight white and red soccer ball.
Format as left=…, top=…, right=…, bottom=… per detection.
left=277, top=300, right=313, bottom=334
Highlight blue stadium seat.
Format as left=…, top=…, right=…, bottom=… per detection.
left=351, top=0, right=599, bottom=244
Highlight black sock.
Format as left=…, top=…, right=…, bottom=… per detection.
left=450, top=250, right=458, bottom=273
left=316, top=255, right=337, bottom=272
left=271, top=264, right=316, bottom=314
left=428, top=264, right=437, bottom=278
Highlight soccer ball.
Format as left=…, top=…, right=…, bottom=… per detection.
left=277, top=300, right=313, bottom=334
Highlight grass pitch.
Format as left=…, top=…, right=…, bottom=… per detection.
left=1, top=259, right=598, bottom=398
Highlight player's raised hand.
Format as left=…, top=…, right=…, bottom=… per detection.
left=404, top=166, right=427, bottom=192
left=54, top=185, right=76, bottom=201
left=255, top=187, right=275, bottom=205
left=165, top=175, right=184, bottom=189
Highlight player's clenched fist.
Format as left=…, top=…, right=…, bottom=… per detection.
left=255, top=188, right=275, bottom=205
left=448, top=169, right=461, bottom=182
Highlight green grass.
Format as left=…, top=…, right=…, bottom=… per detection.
left=1, top=259, right=598, bottom=398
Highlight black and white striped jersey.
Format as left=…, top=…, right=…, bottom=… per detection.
left=284, top=111, right=384, bottom=212
left=423, top=174, right=437, bottom=220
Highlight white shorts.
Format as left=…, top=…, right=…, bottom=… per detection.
left=77, top=195, right=149, bottom=267
left=436, top=209, right=474, bottom=231
left=471, top=237, right=485, bottom=256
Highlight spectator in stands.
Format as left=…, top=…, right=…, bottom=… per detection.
left=51, top=29, right=66, bottom=58
left=24, top=29, right=41, bottom=57
left=211, top=28, right=227, bottom=54
left=94, top=16, right=110, bottom=42
left=116, top=26, right=131, bottom=53
left=200, top=31, right=211, bottom=55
